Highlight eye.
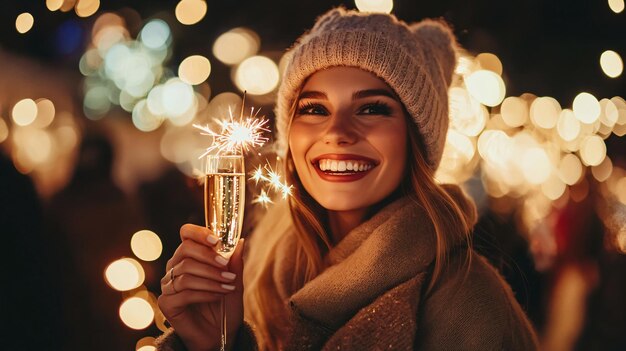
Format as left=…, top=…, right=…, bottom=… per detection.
left=296, top=102, right=329, bottom=116
left=358, top=101, right=392, bottom=116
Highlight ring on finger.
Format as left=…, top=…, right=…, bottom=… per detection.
left=170, top=267, right=179, bottom=294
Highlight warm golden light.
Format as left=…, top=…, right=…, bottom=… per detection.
left=355, top=0, right=394, bottom=13
left=132, top=100, right=164, bottom=132
left=46, top=0, right=64, bottom=11
left=162, top=78, right=195, bottom=117
left=0, top=119, right=9, bottom=144
left=131, top=230, right=163, bottom=262
left=616, top=177, right=626, bottom=205
left=522, top=147, right=551, bottom=185
left=579, top=135, right=606, bottom=166
left=500, top=97, right=528, bottom=128
left=449, top=87, right=487, bottom=136
left=136, top=336, right=156, bottom=351
left=212, top=28, right=260, bottom=66
left=12, top=99, right=38, bottom=126
left=34, top=99, right=56, bottom=128
left=608, top=0, right=625, bottom=14
left=600, top=50, right=623, bottom=78
left=179, top=55, right=211, bottom=85
left=104, top=258, right=145, bottom=291
left=541, top=173, right=566, bottom=200
left=16, top=13, right=34, bottom=34
left=591, top=156, right=613, bottom=182
left=557, top=109, right=581, bottom=141
left=476, top=53, right=503, bottom=76
left=234, top=56, right=280, bottom=95
left=558, top=153, right=583, bottom=185
left=119, top=297, right=154, bottom=330
left=530, top=97, right=560, bottom=129
left=600, top=98, right=619, bottom=127
left=573, top=92, right=601, bottom=123
left=75, top=0, right=100, bottom=18
left=175, top=0, right=207, bottom=25
left=465, top=70, right=506, bottom=107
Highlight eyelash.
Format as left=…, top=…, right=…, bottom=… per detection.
left=296, top=101, right=392, bottom=116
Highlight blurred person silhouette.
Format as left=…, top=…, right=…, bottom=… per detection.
left=45, top=131, right=146, bottom=350
left=0, top=151, right=63, bottom=350
left=540, top=174, right=626, bottom=351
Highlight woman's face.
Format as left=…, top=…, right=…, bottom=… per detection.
left=289, top=66, right=408, bottom=212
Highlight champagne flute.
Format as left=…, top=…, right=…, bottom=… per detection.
left=204, top=154, right=245, bottom=351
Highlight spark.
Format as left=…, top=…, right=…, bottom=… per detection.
left=252, top=189, right=273, bottom=207
left=249, top=163, right=293, bottom=204
left=194, top=105, right=269, bottom=157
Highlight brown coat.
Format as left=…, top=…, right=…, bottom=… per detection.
left=157, top=195, right=539, bottom=350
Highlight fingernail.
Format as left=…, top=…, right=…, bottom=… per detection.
left=221, top=272, right=236, bottom=280
left=221, top=284, right=236, bottom=291
left=215, top=255, right=229, bottom=266
left=207, top=235, right=218, bottom=245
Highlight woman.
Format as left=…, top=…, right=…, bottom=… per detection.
left=156, top=8, right=539, bottom=351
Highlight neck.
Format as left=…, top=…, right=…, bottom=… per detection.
left=327, top=209, right=368, bottom=244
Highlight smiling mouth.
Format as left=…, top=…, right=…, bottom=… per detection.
left=316, top=159, right=375, bottom=173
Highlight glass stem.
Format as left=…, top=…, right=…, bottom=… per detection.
left=220, top=295, right=227, bottom=351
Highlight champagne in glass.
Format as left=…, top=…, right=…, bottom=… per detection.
left=204, top=154, right=245, bottom=350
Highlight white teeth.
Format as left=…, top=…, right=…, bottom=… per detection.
left=330, top=160, right=338, bottom=171
left=338, top=161, right=346, bottom=171
left=317, top=159, right=374, bottom=172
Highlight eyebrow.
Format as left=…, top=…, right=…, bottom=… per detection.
left=297, top=89, right=398, bottom=101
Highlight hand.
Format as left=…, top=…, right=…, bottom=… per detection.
left=158, top=224, right=245, bottom=351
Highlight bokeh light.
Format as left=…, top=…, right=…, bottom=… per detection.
left=175, top=0, right=207, bottom=25
left=12, top=99, right=38, bottom=126
left=573, top=92, right=601, bottom=124
left=213, top=28, right=260, bottom=66
left=179, top=55, right=211, bottom=85
left=558, top=153, right=583, bottom=185
left=104, top=258, right=145, bottom=291
left=608, top=0, right=625, bottom=13
left=355, top=0, right=394, bottom=13
left=592, top=156, right=613, bottom=182
left=557, top=109, right=581, bottom=141
left=530, top=97, right=560, bottom=129
left=579, top=135, right=606, bottom=166
left=140, top=19, right=171, bottom=50
left=75, top=0, right=100, bottom=18
left=465, top=70, right=506, bottom=107
left=162, top=78, right=195, bottom=116
left=33, top=98, right=56, bottom=128
left=16, top=13, right=34, bottom=34
left=119, top=297, right=154, bottom=330
left=46, top=0, right=64, bottom=11
left=600, top=50, right=623, bottom=78
left=136, top=336, right=156, bottom=351
left=234, top=56, right=280, bottom=95
left=501, top=97, right=529, bottom=128
left=0, top=119, right=8, bottom=143
left=475, top=53, right=503, bottom=76
left=132, top=99, right=164, bottom=132
left=130, top=230, right=163, bottom=261
left=521, top=147, right=551, bottom=185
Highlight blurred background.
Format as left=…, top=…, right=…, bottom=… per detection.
left=0, top=0, right=625, bottom=350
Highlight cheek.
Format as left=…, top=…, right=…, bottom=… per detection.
left=288, top=125, right=313, bottom=172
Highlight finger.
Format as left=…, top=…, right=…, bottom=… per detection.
left=161, top=258, right=237, bottom=285
left=158, top=290, right=223, bottom=313
left=173, top=274, right=237, bottom=294
left=166, top=240, right=230, bottom=272
left=180, top=223, right=220, bottom=247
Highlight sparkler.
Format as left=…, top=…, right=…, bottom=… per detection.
left=250, top=162, right=294, bottom=206
left=193, top=94, right=270, bottom=157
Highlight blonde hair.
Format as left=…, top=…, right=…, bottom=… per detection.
left=245, top=93, right=477, bottom=351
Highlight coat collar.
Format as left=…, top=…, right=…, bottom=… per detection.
left=288, top=196, right=437, bottom=329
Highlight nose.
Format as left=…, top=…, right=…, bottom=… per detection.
left=322, top=109, right=358, bottom=145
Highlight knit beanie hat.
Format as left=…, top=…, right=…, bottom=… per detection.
left=274, top=7, right=458, bottom=170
